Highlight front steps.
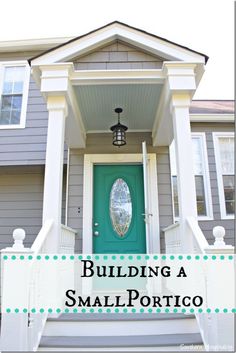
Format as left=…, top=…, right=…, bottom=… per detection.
left=38, top=313, right=204, bottom=351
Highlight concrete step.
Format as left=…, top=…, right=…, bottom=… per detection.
left=39, top=333, right=203, bottom=350
left=44, top=313, right=199, bottom=337
left=39, top=347, right=205, bottom=352
left=48, top=313, right=194, bottom=321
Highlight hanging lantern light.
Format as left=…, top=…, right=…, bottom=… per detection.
left=110, top=108, right=128, bottom=147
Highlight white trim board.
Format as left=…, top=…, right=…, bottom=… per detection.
left=190, top=114, right=234, bottom=123
left=213, top=132, right=235, bottom=220
left=82, top=153, right=160, bottom=254
left=169, top=133, right=213, bottom=221
left=30, top=22, right=206, bottom=66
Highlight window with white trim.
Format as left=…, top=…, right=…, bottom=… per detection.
left=214, top=133, right=234, bottom=218
left=170, top=134, right=213, bottom=219
left=0, top=63, right=30, bottom=128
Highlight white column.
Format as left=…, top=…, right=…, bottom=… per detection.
left=42, top=96, right=68, bottom=252
left=171, top=94, right=197, bottom=252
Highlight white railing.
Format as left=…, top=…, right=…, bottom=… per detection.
left=0, top=221, right=76, bottom=351
left=187, top=217, right=234, bottom=351
left=60, top=224, right=76, bottom=253
left=164, top=217, right=234, bottom=351
left=163, top=222, right=181, bottom=253
left=28, top=219, right=53, bottom=351
left=186, top=217, right=208, bottom=254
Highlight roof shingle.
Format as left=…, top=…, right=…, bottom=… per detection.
left=190, top=100, right=234, bottom=114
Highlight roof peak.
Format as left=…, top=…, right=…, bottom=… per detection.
left=29, top=21, right=209, bottom=65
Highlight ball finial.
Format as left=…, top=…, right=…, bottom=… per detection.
left=12, top=228, right=26, bottom=249
left=213, top=226, right=225, bottom=247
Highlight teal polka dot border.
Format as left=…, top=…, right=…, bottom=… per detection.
left=2, top=254, right=235, bottom=260
left=4, top=307, right=236, bottom=314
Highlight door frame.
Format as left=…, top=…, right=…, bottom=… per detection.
left=82, top=154, right=160, bottom=254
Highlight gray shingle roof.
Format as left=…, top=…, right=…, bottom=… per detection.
left=190, top=100, right=234, bottom=114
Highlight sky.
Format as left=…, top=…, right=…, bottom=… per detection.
left=0, top=0, right=233, bottom=99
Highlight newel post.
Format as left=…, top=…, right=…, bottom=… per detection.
left=204, top=226, right=234, bottom=351
left=1, top=229, right=33, bottom=351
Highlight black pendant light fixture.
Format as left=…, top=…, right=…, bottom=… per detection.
left=110, top=108, right=128, bottom=147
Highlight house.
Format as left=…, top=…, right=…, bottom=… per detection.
left=0, top=21, right=234, bottom=351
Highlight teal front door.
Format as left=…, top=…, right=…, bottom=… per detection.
left=93, top=165, right=146, bottom=254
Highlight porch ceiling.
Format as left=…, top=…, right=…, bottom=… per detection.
left=73, top=84, right=163, bottom=132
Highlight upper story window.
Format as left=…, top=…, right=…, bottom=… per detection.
left=213, top=133, right=235, bottom=218
left=170, top=133, right=213, bottom=220
left=0, top=62, right=30, bottom=129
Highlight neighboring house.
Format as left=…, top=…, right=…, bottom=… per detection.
left=0, top=22, right=234, bottom=351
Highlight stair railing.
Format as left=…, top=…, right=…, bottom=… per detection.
left=1, top=220, right=76, bottom=351
left=164, top=217, right=234, bottom=351
left=28, top=219, right=53, bottom=351
left=186, top=217, right=234, bottom=351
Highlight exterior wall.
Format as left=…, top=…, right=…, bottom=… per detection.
left=73, top=40, right=164, bottom=70
left=0, top=166, right=44, bottom=248
left=67, top=132, right=173, bottom=253
left=0, top=51, right=44, bottom=62
left=191, top=122, right=234, bottom=246
left=67, top=124, right=234, bottom=253
left=0, top=165, right=66, bottom=250
left=0, top=51, right=234, bottom=250
left=156, top=146, right=173, bottom=252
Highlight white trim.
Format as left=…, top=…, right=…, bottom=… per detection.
left=190, top=114, right=234, bottom=122
left=86, top=129, right=152, bottom=134
left=0, top=37, right=73, bottom=52
left=82, top=153, right=160, bottom=254
left=169, top=133, right=213, bottom=221
left=0, top=61, right=30, bottom=129
left=65, top=148, right=70, bottom=226
left=192, top=132, right=213, bottom=220
left=213, top=132, right=235, bottom=220
left=71, top=69, right=164, bottom=85
left=30, top=23, right=206, bottom=66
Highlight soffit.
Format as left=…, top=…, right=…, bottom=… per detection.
left=74, top=84, right=162, bottom=131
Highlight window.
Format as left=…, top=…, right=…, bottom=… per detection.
left=0, top=62, right=30, bottom=128
left=170, top=134, right=213, bottom=220
left=213, top=133, right=234, bottom=218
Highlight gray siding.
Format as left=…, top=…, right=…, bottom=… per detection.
left=0, top=166, right=44, bottom=248
left=73, top=40, right=164, bottom=70
left=191, top=123, right=234, bottom=246
left=0, top=166, right=67, bottom=250
left=156, top=147, right=174, bottom=252
left=0, top=77, right=48, bottom=166
left=67, top=153, right=83, bottom=253
left=0, top=50, right=44, bottom=62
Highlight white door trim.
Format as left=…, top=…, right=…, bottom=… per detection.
left=82, top=153, right=160, bottom=254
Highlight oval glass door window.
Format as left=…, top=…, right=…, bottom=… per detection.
left=109, top=178, right=132, bottom=237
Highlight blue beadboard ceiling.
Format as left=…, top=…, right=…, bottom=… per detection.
left=74, top=84, right=162, bottom=131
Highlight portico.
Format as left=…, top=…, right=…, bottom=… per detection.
left=30, top=21, right=207, bottom=254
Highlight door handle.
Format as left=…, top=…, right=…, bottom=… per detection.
left=142, top=213, right=153, bottom=223
left=93, top=231, right=99, bottom=237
